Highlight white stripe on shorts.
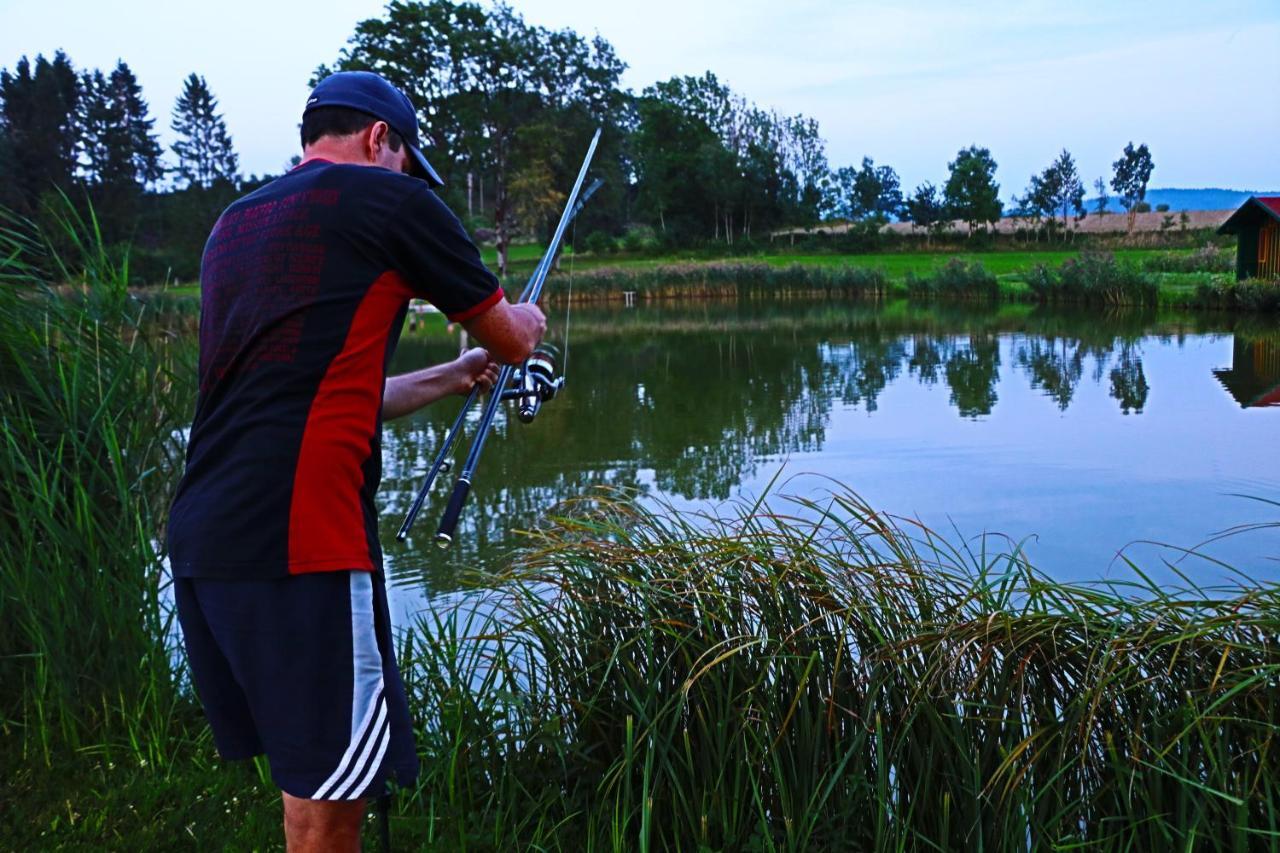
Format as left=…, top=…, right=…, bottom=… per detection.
left=311, top=572, right=386, bottom=800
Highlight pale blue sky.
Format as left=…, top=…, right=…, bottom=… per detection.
left=2, top=0, right=1277, bottom=197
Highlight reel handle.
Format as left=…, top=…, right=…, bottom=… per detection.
left=434, top=477, right=472, bottom=548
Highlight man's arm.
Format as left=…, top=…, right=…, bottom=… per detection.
left=383, top=348, right=498, bottom=420
left=462, top=299, right=546, bottom=364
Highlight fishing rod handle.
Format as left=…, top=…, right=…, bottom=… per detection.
left=395, top=385, right=479, bottom=540
left=434, top=477, right=472, bottom=547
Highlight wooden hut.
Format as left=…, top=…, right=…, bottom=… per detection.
left=1217, top=196, right=1280, bottom=280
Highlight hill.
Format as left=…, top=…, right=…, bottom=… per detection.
left=1085, top=187, right=1280, bottom=214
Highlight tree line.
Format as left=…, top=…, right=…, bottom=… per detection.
left=0, top=2, right=1162, bottom=283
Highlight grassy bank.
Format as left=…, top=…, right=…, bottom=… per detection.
left=4, top=210, right=1279, bottom=849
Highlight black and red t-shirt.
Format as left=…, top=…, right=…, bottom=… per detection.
left=168, top=160, right=502, bottom=579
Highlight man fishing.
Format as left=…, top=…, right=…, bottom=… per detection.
left=167, top=70, right=546, bottom=851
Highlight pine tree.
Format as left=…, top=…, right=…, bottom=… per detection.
left=110, top=61, right=163, bottom=188
left=171, top=73, right=238, bottom=189
left=0, top=51, right=80, bottom=211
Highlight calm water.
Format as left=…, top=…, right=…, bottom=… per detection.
left=381, top=300, right=1280, bottom=611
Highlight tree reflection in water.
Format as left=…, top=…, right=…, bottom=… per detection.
left=380, top=300, right=1229, bottom=592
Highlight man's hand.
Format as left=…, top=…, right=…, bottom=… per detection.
left=450, top=347, right=500, bottom=395
left=382, top=347, right=500, bottom=420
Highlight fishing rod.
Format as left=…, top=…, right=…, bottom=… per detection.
left=396, top=128, right=603, bottom=544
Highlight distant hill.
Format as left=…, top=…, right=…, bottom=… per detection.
left=1083, top=187, right=1280, bottom=214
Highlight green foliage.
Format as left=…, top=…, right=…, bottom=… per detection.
left=0, top=198, right=195, bottom=765
left=170, top=73, right=239, bottom=189
left=943, top=145, right=1002, bottom=234
left=1192, top=278, right=1280, bottom=312
left=1027, top=251, right=1158, bottom=306
left=1019, top=148, right=1086, bottom=238
left=0, top=52, right=80, bottom=214
left=327, top=0, right=627, bottom=273
left=905, top=258, right=998, bottom=301
left=1111, top=142, right=1155, bottom=231
left=582, top=230, right=617, bottom=254
left=830, top=156, right=902, bottom=221
left=1144, top=244, right=1234, bottom=273
left=392, top=487, right=1280, bottom=848
left=903, top=181, right=945, bottom=238
left=559, top=262, right=887, bottom=300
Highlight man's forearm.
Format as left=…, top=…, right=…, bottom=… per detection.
left=383, top=365, right=460, bottom=420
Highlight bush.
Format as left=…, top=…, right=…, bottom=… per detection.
left=1028, top=251, right=1157, bottom=306
left=1192, top=277, right=1280, bottom=312
left=621, top=225, right=655, bottom=253
left=556, top=262, right=888, bottom=301
left=1155, top=203, right=1170, bottom=212
left=583, top=230, right=617, bottom=255
left=1144, top=243, right=1234, bottom=274
left=905, top=258, right=998, bottom=301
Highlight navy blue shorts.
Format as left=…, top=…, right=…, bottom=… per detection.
left=176, top=570, right=418, bottom=800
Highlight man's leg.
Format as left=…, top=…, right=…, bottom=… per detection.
left=282, top=792, right=365, bottom=852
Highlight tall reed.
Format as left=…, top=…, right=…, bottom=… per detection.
left=547, top=262, right=889, bottom=302
left=0, top=199, right=195, bottom=766
left=397, top=487, right=1279, bottom=850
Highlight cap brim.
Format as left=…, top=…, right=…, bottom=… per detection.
left=408, top=146, right=444, bottom=188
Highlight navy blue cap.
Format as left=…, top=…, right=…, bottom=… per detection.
left=304, top=71, right=444, bottom=188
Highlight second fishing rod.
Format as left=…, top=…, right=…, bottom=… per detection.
left=396, top=127, right=603, bottom=545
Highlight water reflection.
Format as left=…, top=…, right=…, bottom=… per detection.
left=1214, top=336, right=1280, bottom=407
left=381, top=300, right=1279, bottom=594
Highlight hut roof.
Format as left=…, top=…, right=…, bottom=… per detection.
left=1218, top=196, right=1280, bottom=235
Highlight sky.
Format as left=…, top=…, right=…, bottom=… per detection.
left=2, top=0, right=1278, bottom=199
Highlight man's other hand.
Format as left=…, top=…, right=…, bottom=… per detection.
left=452, top=348, right=500, bottom=395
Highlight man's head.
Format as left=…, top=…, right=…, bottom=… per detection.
left=301, top=71, right=443, bottom=187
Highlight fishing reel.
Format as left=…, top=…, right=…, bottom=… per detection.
left=502, top=343, right=565, bottom=423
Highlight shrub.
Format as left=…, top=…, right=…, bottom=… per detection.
left=1029, top=251, right=1157, bottom=306
left=905, top=258, right=998, bottom=301
left=583, top=230, right=617, bottom=255
left=1192, top=277, right=1280, bottom=312
left=553, top=262, right=888, bottom=301
left=1143, top=243, right=1234, bottom=274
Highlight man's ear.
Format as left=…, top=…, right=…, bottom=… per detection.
left=365, top=121, right=390, bottom=161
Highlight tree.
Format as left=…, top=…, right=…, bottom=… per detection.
left=903, top=181, right=944, bottom=245
left=78, top=61, right=163, bottom=190
left=1044, top=149, right=1085, bottom=237
left=1110, top=141, right=1154, bottom=234
left=329, top=1, right=626, bottom=273
left=1092, top=177, right=1109, bottom=217
left=171, top=73, right=239, bottom=189
left=834, top=157, right=902, bottom=222
left=943, top=145, right=1001, bottom=236
left=0, top=51, right=80, bottom=213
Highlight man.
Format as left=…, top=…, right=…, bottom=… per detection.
left=168, top=71, right=545, bottom=850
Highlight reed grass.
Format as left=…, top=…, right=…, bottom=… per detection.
left=1192, top=278, right=1280, bottom=313
left=388, top=487, right=1280, bottom=850
left=546, top=262, right=889, bottom=302
left=1026, top=252, right=1159, bottom=307
left=904, top=258, right=1000, bottom=301
left=0, top=198, right=196, bottom=767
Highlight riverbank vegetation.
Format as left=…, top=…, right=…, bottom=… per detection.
left=3, top=204, right=1279, bottom=850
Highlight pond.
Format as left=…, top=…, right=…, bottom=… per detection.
left=380, top=299, right=1280, bottom=613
